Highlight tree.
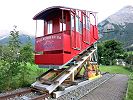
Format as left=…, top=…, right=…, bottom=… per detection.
left=124, top=52, right=133, bottom=70
left=0, top=26, right=36, bottom=91
left=0, top=26, right=22, bottom=90
left=19, top=37, right=34, bottom=64
left=19, top=37, right=34, bottom=86
left=0, top=45, right=2, bottom=60
left=8, top=25, right=21, bottom=76
left=97, top=43, right=105, bottom=64
left=98, top=40, right=124, bottom=65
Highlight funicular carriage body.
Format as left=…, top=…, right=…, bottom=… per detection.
left=34, top=6, right=99, bottom=69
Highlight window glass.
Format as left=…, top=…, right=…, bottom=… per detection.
left=35, top=20, right=44, bottom=37
left=83, top=16, right=85, bottom=28
left=60, top=23, right=66, bottom=31
left=79, top=21, right=82, bottom=33
left=76, top=16, right=79, bottom=32
left=60, top=16, right=66, bottom=31
left=47, top=20, right=52, bottom=34
left=90, top=14, right=96, bottom=25
left=79, top=11, right=81, bottom=19
left=76, top=16, right=82, bottom=33
left=86, top=17, right=90, bottom=30
left=71, top=15, right=74, bottom=31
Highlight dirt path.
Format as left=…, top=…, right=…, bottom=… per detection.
left=80, top=74, right=128, bottom=100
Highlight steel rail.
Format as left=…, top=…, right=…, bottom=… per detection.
left=31, top=93, right=50, bottom=100
left=0, top=88, right=50, bottom=100
left=0, top=88, right=32, bottom=100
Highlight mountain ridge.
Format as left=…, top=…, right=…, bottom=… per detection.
left=98, top=5, right=133, bottom=50
left=0, top=32, right=35, bottom=45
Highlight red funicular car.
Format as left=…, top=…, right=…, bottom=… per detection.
left=33, top=6, right=99, bottom=69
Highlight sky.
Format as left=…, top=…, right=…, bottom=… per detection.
left=0, top=0, right=133, bottom=36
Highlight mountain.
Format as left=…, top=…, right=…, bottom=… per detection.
left=0, top=31, right=35, bottom=45
left=98, top=5, right=133, bottom=50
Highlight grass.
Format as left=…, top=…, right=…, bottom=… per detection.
left=99, top=65, right=133, bottom=100
left=0, top=62, right=48, bottom=92
left=127, top=51, right=133, bottom=54
left=127, top=73, right=133, bottom=100
left=100, top=65, right=132, bottom=75
left=26, top=63, right=48, bottom=83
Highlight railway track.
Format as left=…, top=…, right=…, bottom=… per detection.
left=0, top=73, right=115, bottom=100
left=0, top=88, right=49, bottom=100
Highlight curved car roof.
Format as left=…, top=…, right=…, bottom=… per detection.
left=33, top=6, right=97, bottom=20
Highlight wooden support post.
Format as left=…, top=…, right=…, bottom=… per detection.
left=70, top=72, right=74, bottom=82
left=76, top=66, right=83, bottom=76
left=93, top=51, right=97, bottom=62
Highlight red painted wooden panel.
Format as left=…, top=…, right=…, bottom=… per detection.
left=53, top=18, right=60, bottom=33
left=35, top=53, right=72, bottom=65
left=71, top=31, right=76, bottom=48
left=90, top=25, right=94, bottom=45
left=35, top=33, right=63, bottom=52
left=35, top=54, right=64, bottom=65
left=86, top=30, right=90, bottom=44
left=76, top=32, right=81, bottom=50
left=93, top=25, right=99, bottom=40
left=82, top=28, right=86, bottom=42
left=63, top=33, right=71, bottom=52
